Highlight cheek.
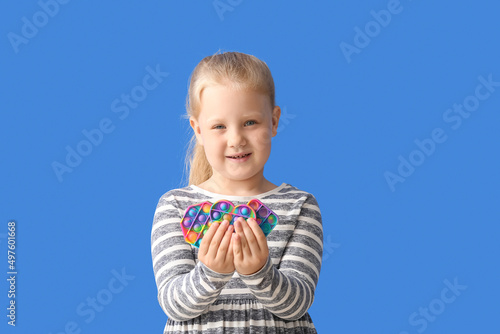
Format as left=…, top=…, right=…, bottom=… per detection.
left=253, top=128, right=273, bottom=148
left=202, top=134, right=223, bottom=155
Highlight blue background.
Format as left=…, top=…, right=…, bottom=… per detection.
left=1, top=0, right=499, bottom=333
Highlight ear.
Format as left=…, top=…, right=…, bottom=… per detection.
left=190, top=116, right=204, bottom=146
left=271, top=106, right=281, bottom=137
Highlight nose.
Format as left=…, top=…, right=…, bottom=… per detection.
left=227, top=128, right=246, bottom=148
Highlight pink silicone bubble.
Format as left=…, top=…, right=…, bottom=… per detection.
left=249, top=201, right=259, bottom=210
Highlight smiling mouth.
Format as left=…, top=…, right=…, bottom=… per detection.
left=226, top=153, right=251, bottom=159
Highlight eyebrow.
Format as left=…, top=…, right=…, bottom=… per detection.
left=206, top=112, right=263, bottom=123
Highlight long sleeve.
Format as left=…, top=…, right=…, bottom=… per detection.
left=238, top=194, right=323, bottom=320
left=151, top=192, right=234, bottom=321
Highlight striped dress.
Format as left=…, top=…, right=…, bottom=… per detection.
left=151, top=183, right=323, bottom=334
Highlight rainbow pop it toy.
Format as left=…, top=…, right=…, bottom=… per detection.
left=180, top=199, right=279, bottom=247
left=180, top=201, right=212, bottom=248
left=247, top=199, right=279, bottom=237
left=210, top=200, right=256, bottom=224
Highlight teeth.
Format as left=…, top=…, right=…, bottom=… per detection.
left=231, top=153, right=249, bottom=159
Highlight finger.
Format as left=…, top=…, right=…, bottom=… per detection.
left=226, top=233, right=234, bottom=262
left=232, top=232, right=243, bottom=262
left=222, top=228, right=235, bottom=267
left=211, top=220, right=230, bottom=248
left=233, top=218, right=249, bottom=252
left=204, top=220, right=229, bottom=258
left=239, top=218, right=260, bottom=252
left=247, top=218, right=267, bottom=249
left=199, top=221, right=219, bottom=256
left=206, top=221, right=229, bottom=261
left=217, top=224, right=234, bottom=259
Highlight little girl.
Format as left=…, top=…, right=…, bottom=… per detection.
left=151, top=51, right=323, bottom=333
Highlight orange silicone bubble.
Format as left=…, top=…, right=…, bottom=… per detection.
left=187, top=231, right=198, bottom=243
left=202, top=203, right=211, bottom=213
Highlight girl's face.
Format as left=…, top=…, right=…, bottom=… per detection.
left=190, top=84, right=280, bottom=186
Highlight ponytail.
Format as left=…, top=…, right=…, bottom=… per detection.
left=184, top=134, right=212, bottom=186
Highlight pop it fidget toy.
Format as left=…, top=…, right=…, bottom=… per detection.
left=180, top=199, right=279, bottom=247
left=180, top=201, right=213, bottom=248
left=210, top=200, right=256, bottom=224
left=247, top=199, right=278, bottom=237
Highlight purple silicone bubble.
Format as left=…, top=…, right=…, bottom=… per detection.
left=258, top=207, right=268, bottom=217
left=182, top=218, right=192, bottom=228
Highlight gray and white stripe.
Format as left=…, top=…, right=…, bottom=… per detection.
left=151, top=183, right=323, bottom=333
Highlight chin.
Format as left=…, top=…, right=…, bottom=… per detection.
left=222, top=172, right=257, bottom=182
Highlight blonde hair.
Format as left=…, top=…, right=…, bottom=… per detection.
left=184, top=50, right=276, bottom=186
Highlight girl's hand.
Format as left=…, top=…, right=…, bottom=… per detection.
left=232, top=217, right=269, bottom=275
left=198, top=220, right=235, bottom=274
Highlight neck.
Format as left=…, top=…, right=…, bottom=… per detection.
left=200, top=171, right=277, bottom=196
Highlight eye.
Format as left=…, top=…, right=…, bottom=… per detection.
left=244, top=120, right=257, bottom=126
left=212, top=124, right=225, bottom=130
